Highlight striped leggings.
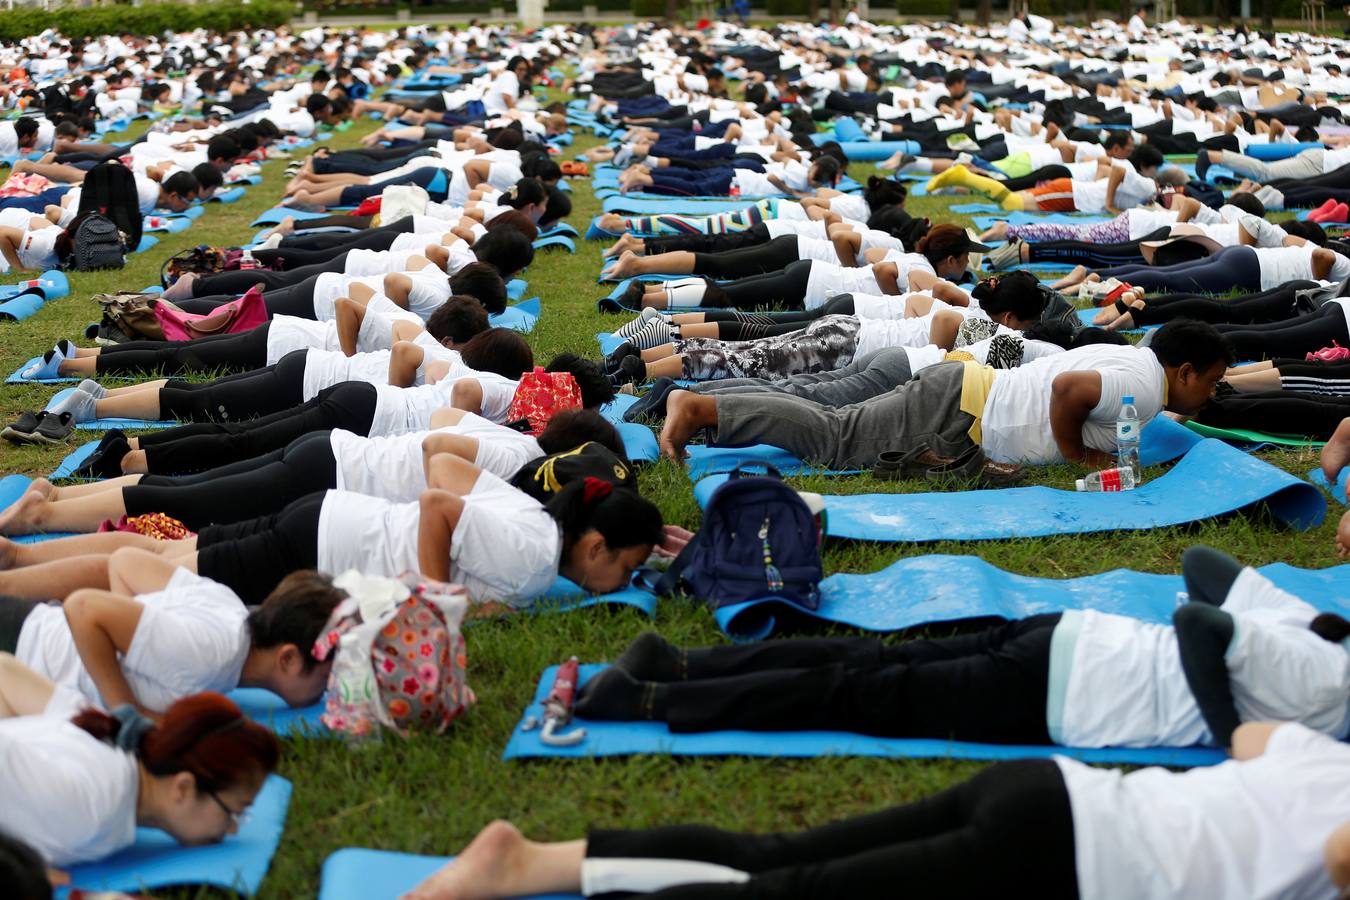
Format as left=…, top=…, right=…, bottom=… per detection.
left=676, top=315, right=863, bottom=381
left=1274, top=357, right=1350, bottom=396
left=616, top=200, right=774, bottom=236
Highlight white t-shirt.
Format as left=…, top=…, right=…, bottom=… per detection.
left=368, top=372, right=518, bottom=436
left=15, top=569, right=249, bottom=713
left=315, top=470, right=561, bottom=606
left=0, top=716, right=139, bottom=866
left=803, top=261, right=883, bottom=309
left=342, top=247, right=424, bottom=276
left=1070, top=166, right=1156, bottom=213
left=483, top=69, right=520, bottom=115
left=327, top=413, right=541, bottom=502
left=1059, top=722, right=1350, bottom=900
left=980, top=344, right=1166, bottom=464
left=1257, top=245, right=1350, bottom=291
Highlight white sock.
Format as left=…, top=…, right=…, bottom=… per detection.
left=904, top=157, right=935, bottom=173
left=581, top=858, right=750, bottom=896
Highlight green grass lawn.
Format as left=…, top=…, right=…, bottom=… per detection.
left=3, top=114, right=1344, bottom=898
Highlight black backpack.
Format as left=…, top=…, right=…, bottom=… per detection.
left=67, top=213, right=127, bottom=272
left=652, top=465, right=824, bottom=611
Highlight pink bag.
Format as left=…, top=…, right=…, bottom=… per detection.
left=153, top=285, right=269, bottom=342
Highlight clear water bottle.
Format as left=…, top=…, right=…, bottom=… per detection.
left=239, top=249, right=258, bottom=270
left=1075, top=466, right=1137, bottom=492
left=1116, top=394, right=1141, bottom=484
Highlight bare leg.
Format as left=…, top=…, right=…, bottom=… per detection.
left=0, top=653, right=56, bottom=718
left=48, top=475, right=142, bottom=501
left=0, top=531, right=193, bottom=568
left=101, top=379, right=168, bottom=398
left=400, top=821, right=585, bottom=900
left=645, top=355, right=685, bottom=379
left=1222, top=369, right=1283, bottom=393
left=604, top=250, right=694, bottom=280
left=0, top=554, right=115, bottom=598
left=1338, top=509, right=1350, bottom=558
left=0, top=489, right=128, bottom=536
left=56, top=356, right=98, bottom=377
left=639, top=344, right=677, bottom=362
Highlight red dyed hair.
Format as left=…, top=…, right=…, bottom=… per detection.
left=73, top=692, right=279, bottom=792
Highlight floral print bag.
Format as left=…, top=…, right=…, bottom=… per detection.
left=312, top=571, right=475, bottom=740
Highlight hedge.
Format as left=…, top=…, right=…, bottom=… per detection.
left=0, top=0, right=295, bottom=43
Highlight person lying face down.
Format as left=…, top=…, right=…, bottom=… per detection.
left=656, top=317, right=1232, bottom=470
left=0, top=656, right=279, bottom=871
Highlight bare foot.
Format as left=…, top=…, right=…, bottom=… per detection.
left=1050, top=265, right=1090, bottom=291
left=360, top=130, right=385, bottom=147
left=1338, top=510, right=1350, bottom=557
left=160, top=272, right=197, bottom=301
left=0, top=490, right=48, bottom=537
left=978, top=220, right=1009, bottom=243
left=659, top=390, right=714, bottom=464
left=1321, top=416, right=1350, bottom=486
left=597, top=213, right=627, bottom=233
left=400, top=820, right=527, bottom=900
left=1105, top=298, right=1145, bottom=332
left=27, top=478, right=54, bottom=500
left=603, top=234, right=644, bottom=259
left=877, top=150, right=904, bottom=170
left=602, top=250, right=642, bottom=281
left=283, top=191, right=323, bottom=212
left=1092, top=289, right=1138, bottom=325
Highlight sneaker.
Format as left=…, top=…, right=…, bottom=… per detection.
left=612, top=307, right=662, bottom=339
left=28, top=411, right=75, bottom=446
left=603, top=341, right=639, bottom=376
left=946, top=133, right=979, bottom=152
left=986, top=237, right=1023, bottom=270
left=0, top=411, right=41, bottom=444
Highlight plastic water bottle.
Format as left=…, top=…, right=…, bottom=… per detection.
left=1075, top=466, right=1137, bottom=492
left=239, top=249, right=258, bottom=271
left=1116, top=394, right=1141, bottom=484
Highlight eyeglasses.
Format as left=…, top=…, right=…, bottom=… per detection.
left=207, top=789, right=245, bottom=827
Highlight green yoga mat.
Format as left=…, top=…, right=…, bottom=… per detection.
left=1184, top=421, right=1325, bottom=447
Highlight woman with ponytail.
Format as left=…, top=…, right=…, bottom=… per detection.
left=0, top=656, right=278, bottom=868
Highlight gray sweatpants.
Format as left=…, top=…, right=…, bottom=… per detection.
left=712, top=359, right=974, bottom=469
left=1219, top=147, right=1325, bottom=183
left=694, top=348, right=913, bottom=406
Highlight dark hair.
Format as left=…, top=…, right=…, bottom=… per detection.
left=246, top=571, right=346, bottom=673
left=1148, top=319, right=1235, bottom=369
left=73, top=693, right=279, bottom=793
left=13, top=117, right=38, bottom=143
left=206, top=135, right=240, bottom=164
left=491, top=128, right=524, bottom=151
left=426, top=295, right=490, bottom=344
left=449, top=261, right=507, bottom=315
left=471, top=225, right=534, bottom=278
left=545, top=352, right=616, bottom=409
left=1070, top=326, right=1130, bottom=347
left=1128, top=144, right=1164, bottom=172
left=536, top=409, right=625, bottom=456
left=460, top=327, right=533, bottom=379
left=499, top=177, right=547, bottom=211
left=521, top=154, right=561, bottom=183
left=54, top=120, right=79, bottom=139
left=1103, top=130, right=1133, bottom=151
left=192, top=162, right=225, bottom=191
left=162, top=171, right=200, bottom=199
left=541, top=185, right=571, bottom=230
left=943, top=69, right=967, bottom=88
left=1225, top=191, right=1265, bottom=217
left=545, top=478, right=664, bottom=554
left=0, top=833, right=50, bottom=900
left=914, top=223, right=970, bottom=266
left=863, top=175, right=906, bottom=212
left=1311, top=612, right=1350, bottom=643
left=1282, top=220, right=1327, bottom=246
left=485, top=209, right=539, bottom=243
left=1021, top=316, right=1078, bottom=350
left=809, top=155, right=842, bottom=186
left=972, top=270, right=1046, bottom=320
left=305, top=93, right=332, bottom=116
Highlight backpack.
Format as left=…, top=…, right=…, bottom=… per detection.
left=94, top=291, right=164, bottom=341
left=653, top=465, right=824, bottom=611
left=313, top=571, right=474, bottom=740
left=160, top=245, right=240, bottom=287
left=68, top=212, right=126, bottom=271
left=505, top=367, right=582, bottom=435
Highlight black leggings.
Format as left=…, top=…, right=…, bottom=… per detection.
left=156, top=349, right=309, bottom=423
left=1027, top=226, right=1172, bottom=268
left=695, top=294, right=857, bottom=325
left=1196, top=388, right=1350, bottom=439
left=585, top=758, right=1078, bottom=900
left=702, top=258, right=815, bottom=311
left=1273, top=356, right=1350, bottom=395
left=1131, top=282, right=1314, bottom=327
left=94, top=324, right=272, bottom=376
left=196, top=492, right=325, bottom=605
left=999, top=163, right=1071, bottom=193
left=275, top=218, right=417, bottom=254
left=175, top=276, right=321, bottom=319
left=189, top=253, right=352, bottom=295
left=138, top=380, right=379, bottom=475
left=125, top=431, right=339, bottom=529
left=693, top=235, right=805, bottom=280
left=660, top=616, right=1060, bottom=743
left=646, top=222, right=773, bottom=256
left=1214, top=302, right=1350, bottom=360
left=1098, top=244, right=1262, bottom=293
left=1269, top=164, right=1350, bottom=206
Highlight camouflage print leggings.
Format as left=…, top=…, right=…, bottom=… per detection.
left=676, top=314, right=863, bottom=381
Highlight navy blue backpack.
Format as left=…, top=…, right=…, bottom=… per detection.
left=653, top=465, right=823, bottom=610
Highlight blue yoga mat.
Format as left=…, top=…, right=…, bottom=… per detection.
left=711, top=552, right=1350, bottom=641
left=7, top=355, right=76, bottom=384
left=1308, top=467, right=1346, bottom=504
left=585, top=216, right=620, bottom=240
left=0, top=270, right=69, bottom=299
left=534, top=234, right=576, bottom=253
left=320, top=848, right=579, bottom=900
left=970, top=212, right=1113, bottom=231
left=490, top=297, right=541, bottom=333
left=507, top=278, right=527, bottom=301
left=504, top=664, right=1224, bottom=767
left=44, top=388, right=178, bottom=431
left=693, top=436, right=1324, bottom=542
left=143, top=215, right=194, bottom=234
left=0, top=291, right=46, bottom=323
left=1076, top=307, right=1156, bottom=333
left=50, top=440, right=100, bottom=479
left=541, top=222, right=579, bottom=239
left=250, top=206, right=345, bottom=227
left=134, top=234, right=159, bottom=254
left=62, top=775, right=291, bottom=896
left=208, top=186, right=248, bottom=204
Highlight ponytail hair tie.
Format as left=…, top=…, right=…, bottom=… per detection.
left=110, top=704, right=154, bottom=753
left=582, top=476, right=612, bottom=505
